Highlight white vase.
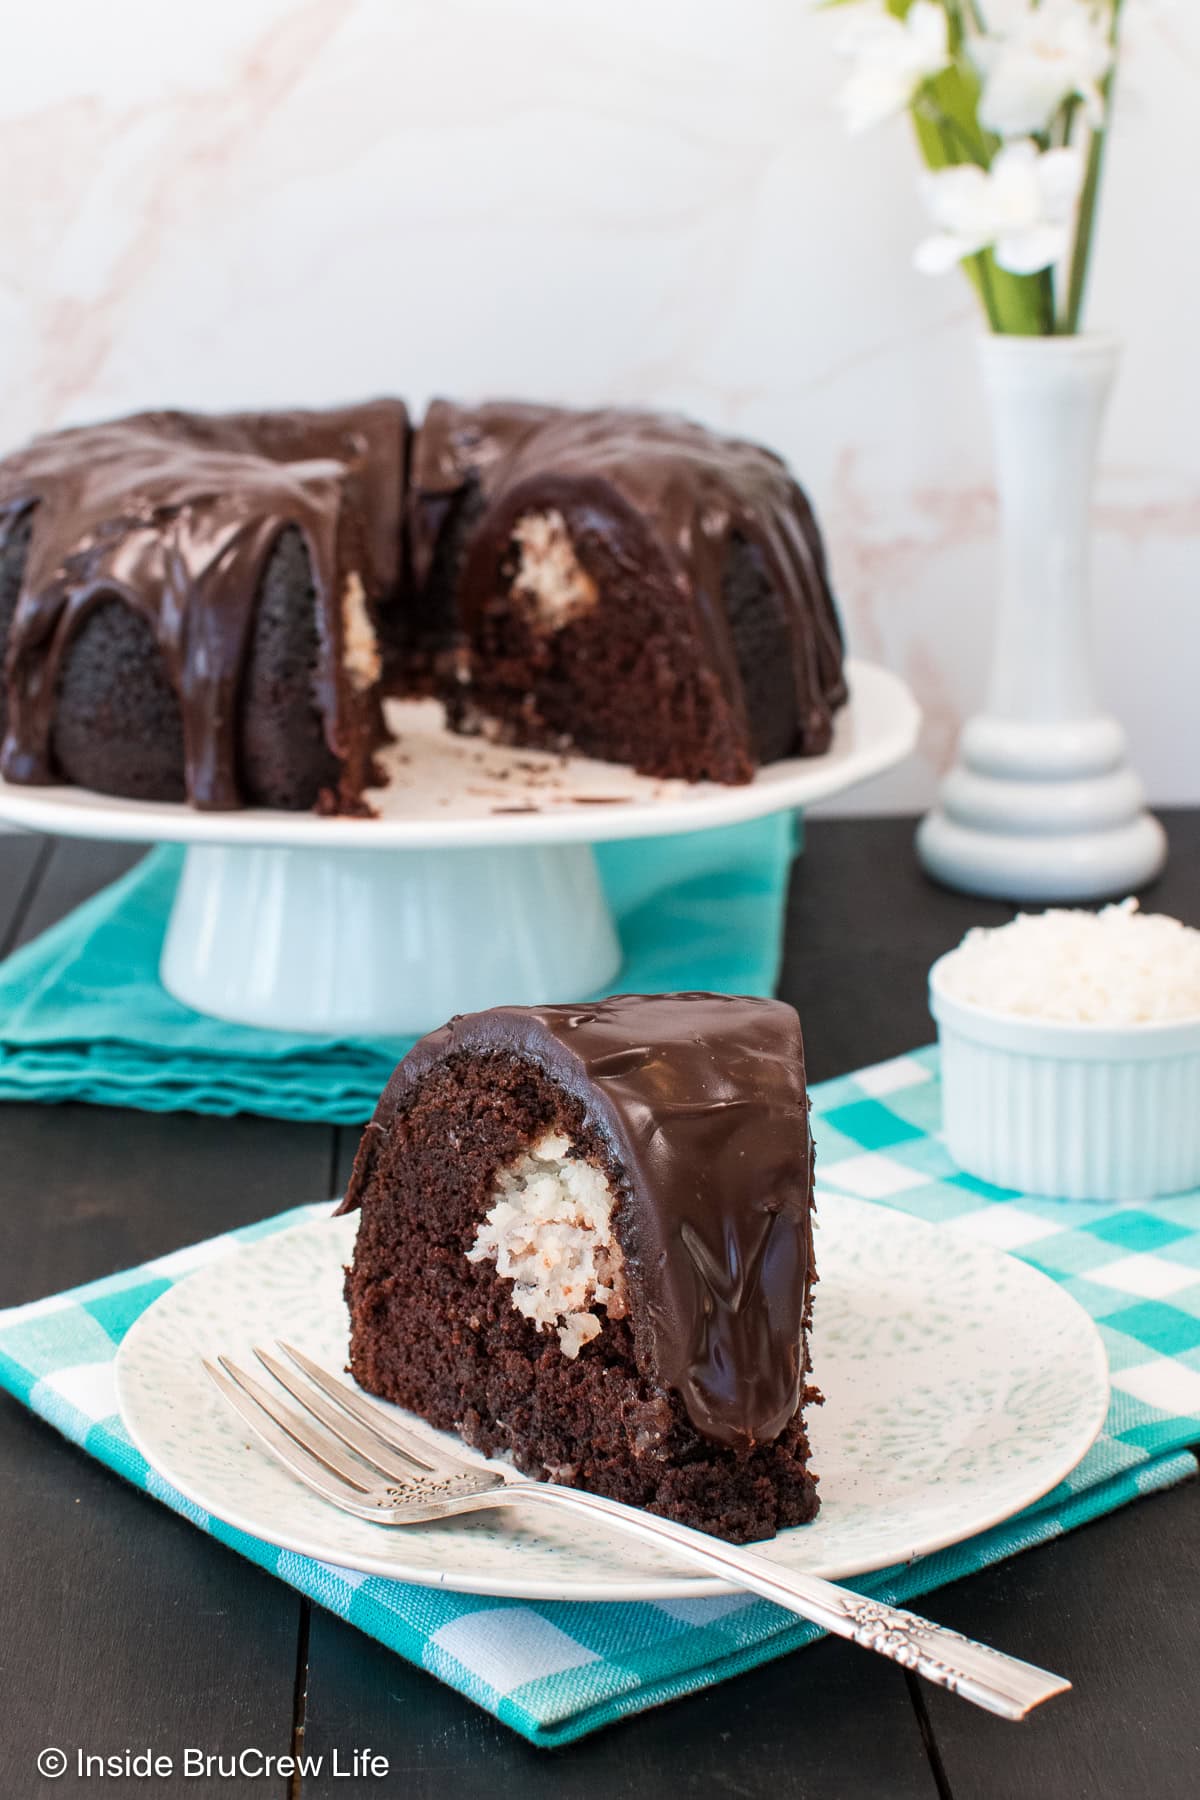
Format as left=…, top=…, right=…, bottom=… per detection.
left=917, top=333, right=1166, bottom=903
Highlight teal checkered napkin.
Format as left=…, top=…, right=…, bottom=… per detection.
left=814, top=1049, right=1200, bottom=1458
left=0, top=816, right=795, bottom=1124
left=0, top=1050, right=1195, bottom=1747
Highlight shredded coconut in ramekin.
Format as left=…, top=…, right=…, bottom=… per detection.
left=937, top=899, right=1200, bottom=1025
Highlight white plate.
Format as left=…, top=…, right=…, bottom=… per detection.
left=0, top=659, right=917, bottom=849
left=116, top=1194, right=1109, bottom=1601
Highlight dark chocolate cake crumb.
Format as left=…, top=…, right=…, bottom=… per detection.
left=50, top=598, right=188, bottom=802
left=239, top=526, right=343, bottom=811
left=0, top=506, right=35, bottom=746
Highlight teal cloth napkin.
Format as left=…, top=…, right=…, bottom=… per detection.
left=0, top=1047, right=1195, bottom=1747
left=0, top=817, right=796, bottom=1123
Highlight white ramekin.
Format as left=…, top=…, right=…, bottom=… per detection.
left=929, top=952, right=1200, bottom=1202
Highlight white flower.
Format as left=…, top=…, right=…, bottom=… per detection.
left=975, top=0, right=1115, bottom=137
left=915, top=140, right=1085, bottom=276
left=835, top=1, right=951, bottom=134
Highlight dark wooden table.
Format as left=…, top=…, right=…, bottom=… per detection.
left=2, top=816, right=1197, bottom=1799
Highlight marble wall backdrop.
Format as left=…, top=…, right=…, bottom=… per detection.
left=2, top=0, right=1195, bottom=813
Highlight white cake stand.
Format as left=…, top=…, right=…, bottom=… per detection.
left=0, top=659, right=917, bottom=1035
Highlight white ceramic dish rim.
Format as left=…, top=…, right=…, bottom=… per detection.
left=115, top=1203, right=1111, bottom=1601
left=0, top=659, right=917, bottom=851
left=929, top=952, right=1200, bottom=1060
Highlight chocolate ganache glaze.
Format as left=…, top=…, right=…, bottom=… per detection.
left=409, top=398, right=847, bottom=757
left=340, top=992, right=815, bottom=1451
left=0, top=401, right=408, bottom=809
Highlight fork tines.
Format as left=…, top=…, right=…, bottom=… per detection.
left=203, top=1341, right=501, bottom=1522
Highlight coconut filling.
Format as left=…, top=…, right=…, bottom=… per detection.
left=510, top=510, right=599, bottom=631
left=466, top=1132, right=628, bottom=1357
left=341, top=571, right=381, bottom=692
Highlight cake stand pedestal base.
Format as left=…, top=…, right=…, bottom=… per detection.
left=159, top=842, right=623, bottom=1037
left=0, top=664, right=921, bottom=1032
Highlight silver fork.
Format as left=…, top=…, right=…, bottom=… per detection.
left=204, top=1342, right=1070, bottom=1722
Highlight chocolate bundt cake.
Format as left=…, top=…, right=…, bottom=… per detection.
left=0, top=398, right=846, bottom=811
left=339, top=993, right=820, bottom=1543
left=410, top=400, right=847, bottom=783
left=0, top=402, right=408, bottom=812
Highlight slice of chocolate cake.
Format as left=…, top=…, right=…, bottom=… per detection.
left=338, top=993, right=819, bottom=1544
left=409, top=400, right=847, bottom=784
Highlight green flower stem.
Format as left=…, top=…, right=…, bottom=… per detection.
left=1058, top=96, right=1081, bottom=151
left=1064, top=0, right=1125, bottom=334
left=972, top=253, right=1001, bottom=334
left=988, top=259, right=1054, bottom=337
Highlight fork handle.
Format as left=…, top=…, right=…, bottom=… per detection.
left=501, top=1481, right=1068, bottom=1721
